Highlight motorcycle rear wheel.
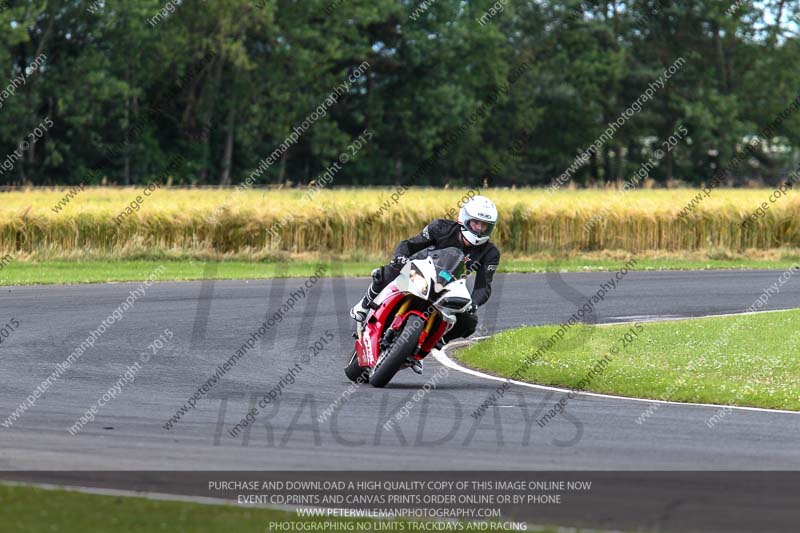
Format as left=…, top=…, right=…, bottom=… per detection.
left=344, top=350, right=370, bottom=384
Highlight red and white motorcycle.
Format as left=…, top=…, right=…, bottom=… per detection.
left=345, top=247, right=473, bottom=388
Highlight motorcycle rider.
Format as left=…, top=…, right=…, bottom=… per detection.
left=350, top=195, right=500, bottom=373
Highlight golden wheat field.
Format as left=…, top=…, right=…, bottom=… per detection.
left=0, top=187, right=798, bottom=260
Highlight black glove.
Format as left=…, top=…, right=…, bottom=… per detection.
left=467, top=302, right=478, bottom=314
left=390, top=255, right=408, bottom=269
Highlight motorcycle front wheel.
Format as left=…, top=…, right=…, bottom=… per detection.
left=369, top=315, right=426, bottom=388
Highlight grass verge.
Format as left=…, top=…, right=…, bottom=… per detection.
left=0, top=259, right=368, bottom=285
left=0, top=484, right=368, bottom=533
left=456, top=309, right=800, bottom=410
left=0, top=484, right=555, bottom=533
left=1, top=254, right=800, bottom=285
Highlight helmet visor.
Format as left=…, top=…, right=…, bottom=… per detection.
left=465, top=218, right=495, bottom=238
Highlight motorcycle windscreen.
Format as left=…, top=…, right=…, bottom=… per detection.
left=426, top=247, right=466, bottom=282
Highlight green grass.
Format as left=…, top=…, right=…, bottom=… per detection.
left=0, top=484, right=560, bottom=533
left=1, top=255, right=799, bottom=285
left=0, top=259, right=369, bottom=285
left=457, top=309, right=800, bottom=410
left=499, top=256, right=800, bottom=273
left=0, top=484, right=369, bottom=533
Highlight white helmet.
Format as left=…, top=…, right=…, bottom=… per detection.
left=458, top=195, right=498, bottom=246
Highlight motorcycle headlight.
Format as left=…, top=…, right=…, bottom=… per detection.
left=409, top=265, right=429, bottom=296
left=438, top=296, right=470, bottom=310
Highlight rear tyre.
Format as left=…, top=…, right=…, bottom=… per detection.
left=370, top=315, right=425, bottom=388
left=344, top=351, right=370, bottom=384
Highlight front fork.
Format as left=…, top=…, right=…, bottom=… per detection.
left=392, top=296, right=448, bottom=359
left=374, top=295, right=448, bottom=361
left=418, top=312, right=448, bottom=358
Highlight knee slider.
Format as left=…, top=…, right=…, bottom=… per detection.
left=462, top=313, right=478, bottom=335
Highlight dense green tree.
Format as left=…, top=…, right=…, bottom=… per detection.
left=0, top=0, right=797, bottom=187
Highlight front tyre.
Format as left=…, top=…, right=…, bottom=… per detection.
left=370, top=315, right=425, bottom=388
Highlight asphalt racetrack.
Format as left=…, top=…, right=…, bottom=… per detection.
left=1, top=268, right=799, bottom=472
left=3, top=269, right=800, bottom=531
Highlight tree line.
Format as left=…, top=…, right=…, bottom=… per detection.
left=0, top=0, right=799, bottom=188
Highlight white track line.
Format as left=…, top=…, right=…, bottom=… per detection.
left=0, top=480, right=245, bottom=508
left=433, top=309, right=800, bottom=416
left=598, top=306, right=795, bottom=325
